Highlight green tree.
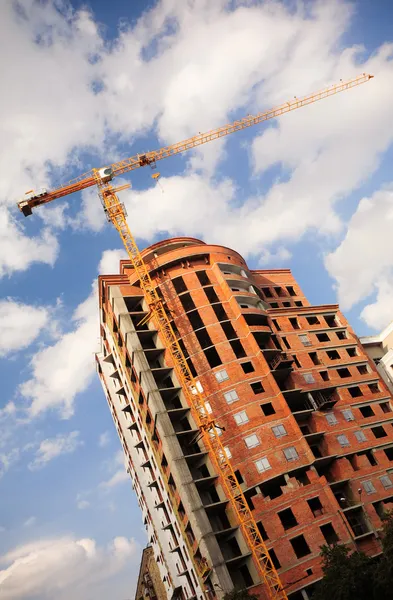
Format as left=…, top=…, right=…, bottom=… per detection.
left=373, top=512, right=393, bottom=599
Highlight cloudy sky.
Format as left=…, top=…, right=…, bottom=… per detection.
left=1, top=0, right=393, bottom=597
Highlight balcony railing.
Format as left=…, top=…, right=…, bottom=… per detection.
left=269, top=352, right=293, bottom=370
left=310, top=390, right=337, bottom=410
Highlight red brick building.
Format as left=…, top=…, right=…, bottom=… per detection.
left=97, top=237, right=393, bottom=600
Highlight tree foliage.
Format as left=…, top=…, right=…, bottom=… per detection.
left=223, top=588, right=258, bottom=600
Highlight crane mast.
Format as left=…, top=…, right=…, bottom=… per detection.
left=17, top=73, right=373, bottom=600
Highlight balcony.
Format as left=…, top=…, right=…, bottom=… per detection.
left=269, top=352, right=294, bottom=371
left=309, top=389, right=338, bottom=411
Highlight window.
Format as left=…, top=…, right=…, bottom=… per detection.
left=380, top=475, right=393, bottom=489
left=325, top=315, right=338, bottom=328
left=355, top=430, right=367, bottom=443
left=268, top=549, right=281, bottom=569
left=309, top=352, right=320, bottom=365
left=289, top=318, right=300, bottom=330
left=204, top=347, right=222, bottom=368
left=321, top=370, right=329, bottom=381
left=337, top=367, right=351, bottom=378
left=244, top=434, right=260, bottom=449
left=290, top=535, right=311, bottom=559
left=385, top=448, right=393, bottom=461
left=336, top=330, right=347, bottom=340
left=257, top=521, right=269, bottom=541
left=307, top=496, right=323, bottom=517
left=263, top=287, right=273, bottom=298
left=320, top=523, right=339, bottom=544
left=327, top=349, right=340, bottom=360
left=316, top=333, right=330, bottom=342
left=342, top=409, right=354, bottom=422
left=278, top=508, right=298, bottom=530
left=348, top=386, right=363, bottom=398
left=255, top=457, right=271, bottom=473
left=205, top=402, right=212, bottom=414
left=362, top=480, right=376, bottom=495
left=282, top=336, right=291, bottom=349
left=251, top=381, right=264, bottom=395
left=241, top=361, right=255, bottom=374
left=295, top=301, right=303, bottom=307
left=369, top=383, right=380, bottom=394
left=287, top=286, right=296, bottom=296
left=274, top=286, right=284, bottom=297
left=347, top=347, right=358, bottom=357
left=326, top=413, right=338, bottom=426
left=270, top=302, right=279, bottom=308
left=381, top=402, right=392, bottom=414
left=179, top=293, right=196, bottom=312
left=283, top=447, right=299, bottom=462
left=337, top=434, right=350, bottom=447
left=224, top=390, right=239, bottom=404
left=261, top=402, right=275, bottom=416
left=299, top=334, right=311, bottom=346
left=172, top=276, right=187, bottom=294
left=212, top=303, right=228, bottom=322
left=272, top=318, right=281, bottom=331
left=283, top=301, right=291, bottom=307
left=204, top=286, right=220, bottom=304
left=230, top=339, right=247, bottom=359
left=306, top=316, right=320, bottom=325
left=196, top=271, right=211, bottom=286
left=372, top=425, right=387, bottom=439
left=215, top=369, right=229, bottom=383
left=221, top=321, right=237, bottom=340
left=272, top=425, right=287, bottom=438
left=303, top=373, right=315, bottom=384
left=359, top=405, right=374, bottom=418
left=224, top=446, right=232, bottom=459
left=234, top=411, right=249, bottom=425
left=357, top=364, right=369, bottom=375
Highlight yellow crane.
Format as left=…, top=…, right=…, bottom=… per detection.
left=18, top=73, right=373, bottom=600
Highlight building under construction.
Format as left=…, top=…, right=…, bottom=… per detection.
left=96, top=236, right=393, bottom=600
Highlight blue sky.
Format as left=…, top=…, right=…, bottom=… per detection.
left=1, top=0, right=393, bottom=597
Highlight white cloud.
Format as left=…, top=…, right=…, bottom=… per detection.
left=99, top=470, right=129, bottom=490
left=0, top=299, right=48, bottom=357
left=325, top=187, right=393, bottom=329
left=0, top=535, right=139, bottom=600
left=77, top=500, right=90, bottom=510
left=23, top=517, right=36, bottom=528
left=28, top=431, right=82, bottom=471
left=0, top=449, right=20, bottom=480
left=99, top=450, right=128, bottom=490
left=98, top=432, right=110, bottom=448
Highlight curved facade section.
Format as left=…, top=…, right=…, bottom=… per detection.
left=98, top=237, right=393, bottom=600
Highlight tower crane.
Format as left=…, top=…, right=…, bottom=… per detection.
left=17, top=73, right=373, bottom=600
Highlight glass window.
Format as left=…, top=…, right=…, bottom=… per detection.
left=337, top=434, right=350, bottom=447
left=283, top=447, right=299, bottom=462
left=362, top=480, right=376, bottom=495
left=299, top=334, right=311, bottom=346
left=355, top=430, right=367, bottom=442
left=272, top=425, right=287, bottom=438
left=215, top=369, right=229, bottom=383
left=255, top=457, right=271, bottom=473
left=224, top=446, right=232, bottom=459
left=342, top=409, right=355, bottom=422
left=326, top=413, right=338, bottom=426
left=224, top=389, right=239, bottom=404
left=234, top=411, right=249, bottom=425
left=205, top=402, right=212, bottom=414
left=303, top=373, right=315, bottom=384
left=245, top=434, right=260, bottom=449
left=380, top=475, right=393, bottom=489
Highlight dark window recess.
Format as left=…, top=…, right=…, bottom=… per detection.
left=221, top=321, right=237, bottom=340
left=347, top=347, right=357, bottom=357
left=358, top=365, right=369, bottom=375
left=187, top=357, right=197, bottom=378
left=321, top=371, right=329, bottom=381
left=307, top=316, right=320, bottom=325
left=316, top=333, right=330, bottom=342
left=241, top=361, right=255, bottom=374
left=204, top=286, right=220, bottom=304
left=320, top=523, right=339, bottom=544
left=239, top=565, right=253, bottom=587
left=360, top=405, right=374, bottom=418
left=282, top=337, right=291, bottom=349
left=195, top=328, right=213, bottom=349
left=293, top=355, right=301, bottom=369
left=337, top=367, right=351, bottom=378
left=261, top=402, right=275, bottom=416
left=274, top=287, right=285, bottom=297
left=310, top=352, right=320, bottom=365
left=287, top=286, right=296, bottom=296
left=179, top=293, right=196, bottom=312
left=251, top=381, right=264, bottom=395
left=295, top=301, right=303, bottom=307
left=337, top=331, right=347, bottom=340
left=230, top=339, right=247, bottom=359
left=178, top=339, right=189, bottom=359
left=234, top=470, right=244, bottom=484
left=268, top=549, right=281, bottom=570
left=246, top=496, right=254, bottom=510
left=196, top=271, right=211, bottom=286
left=204, top=347, right=222, bottom=369
left=278, top=508, right=298, bottom=530
left=372, top=426, right=387, bottom=439
left=306, top=568, right=313, bottom=576
left=263, top=287, right=273, bottom=298
left=307, top=497, right=323, bottom=517
left=348, top=386, right=363, bottom=398
left=283, top=302, right=291, bottom=307
left=290, top=535, right=311, bottom=559
left=369, top=383, right=380, bottom=394
left=327, top=350, right=340, bottom=360
left=325, top=315, right=337, bottom=328
left=270, top=302, right=279, bottom=308
left=172, top=276, right=187, bottom=294
left=212, top=303, right=229, bottom=322
left=257, top=521, right=269, bottom=541
left=384, top=448, right=393, bottom=461
left=272, top=319, right=281, bottom=331
left=290, top=318, right=300, bottom=330
left=381, top=402, right=392, bottom=413
left=188, top=310, right=204, bottom=331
